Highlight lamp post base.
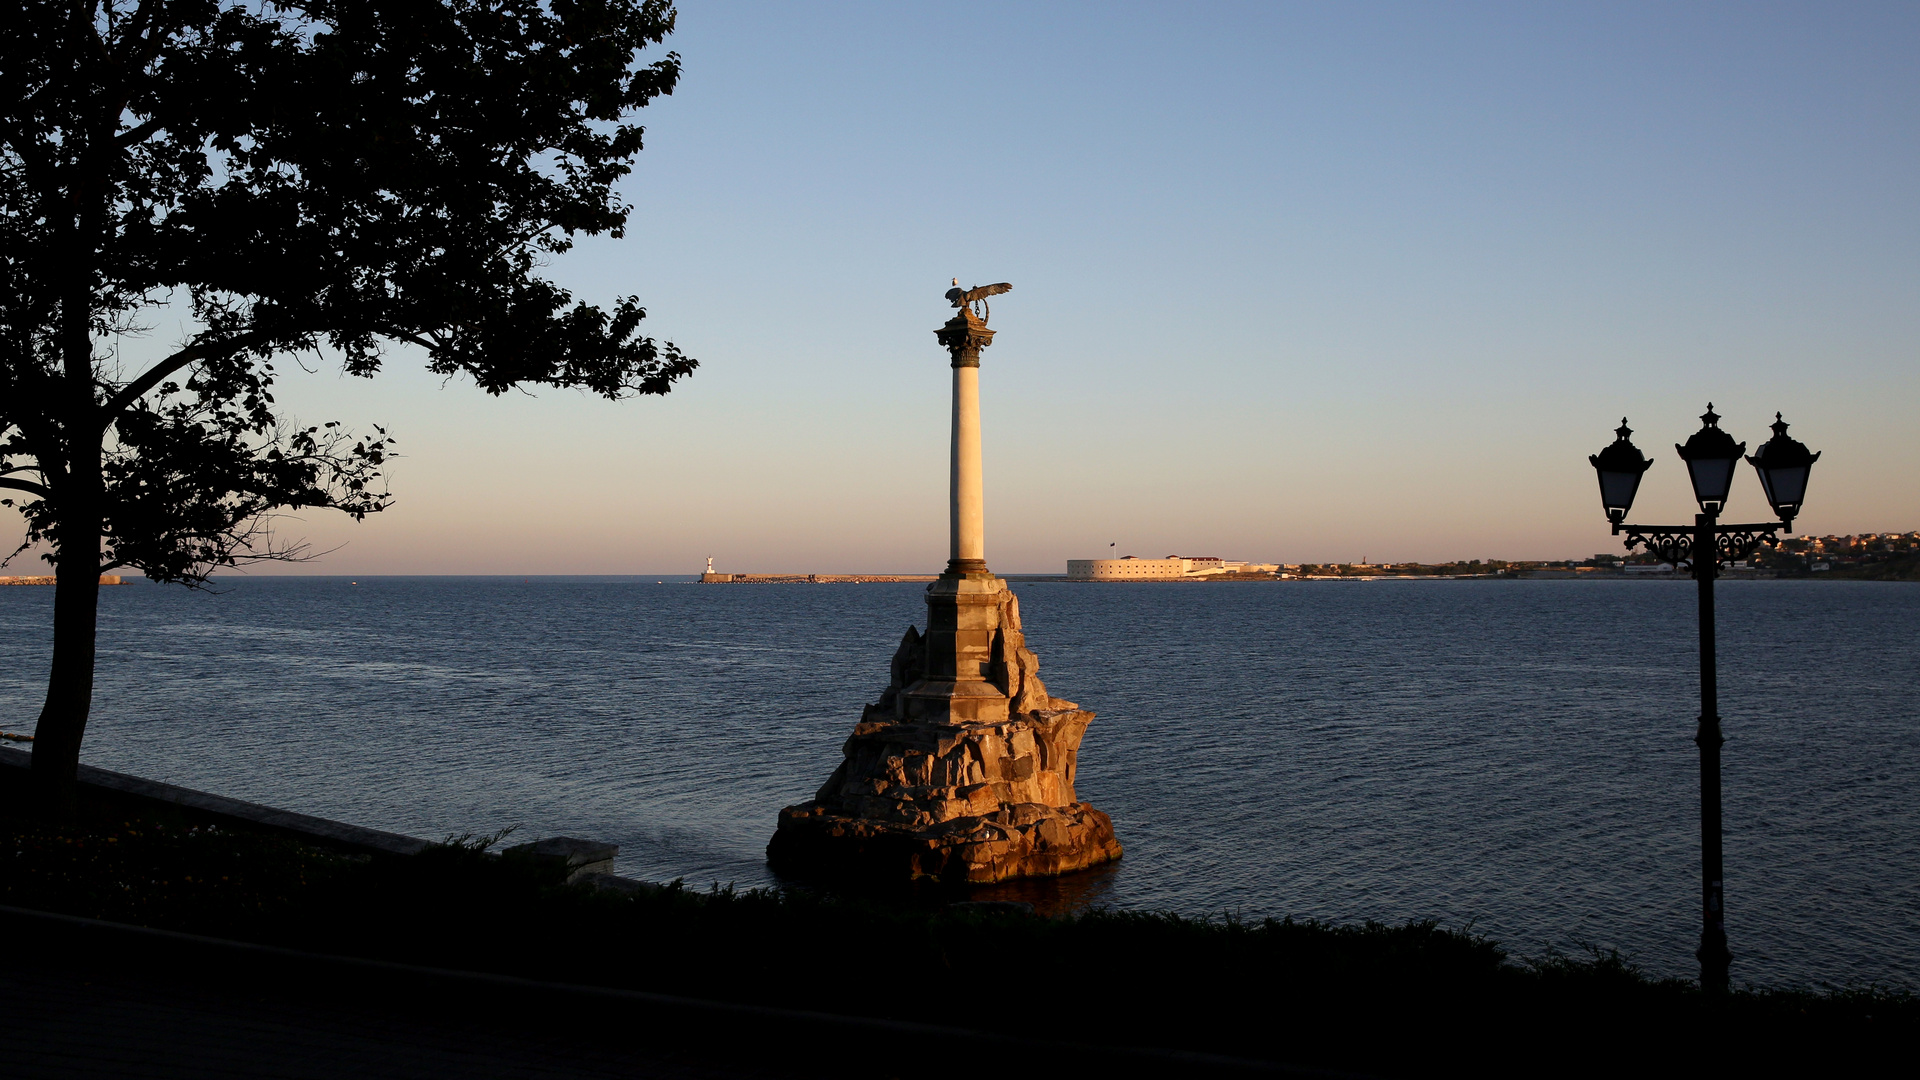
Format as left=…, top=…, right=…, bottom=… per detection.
left=1697, top=938, right=1732, bottom=994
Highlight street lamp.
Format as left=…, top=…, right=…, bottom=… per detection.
left=1588, top=404, right=1819, bottom=995
left=1746, top=413, right=1820, bottom=529
left=1675, top=405, right=1745, bottom=514
left=1590, top=419, right=1654, bottom=525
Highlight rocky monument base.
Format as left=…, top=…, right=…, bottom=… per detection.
left=767, top=577, right=1122, bottom=884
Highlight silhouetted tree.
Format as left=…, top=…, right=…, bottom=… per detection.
left=1, top=0, right=694, bottom=808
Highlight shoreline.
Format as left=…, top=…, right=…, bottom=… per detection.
left=4, top=754, right=1913, bottom=1078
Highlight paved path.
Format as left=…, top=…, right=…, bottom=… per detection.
left=1, top=906, right=1326, bottom=1079
left=2, top=963, right=760, bottom=1079
left=0, top=907, right=786, bottom=1079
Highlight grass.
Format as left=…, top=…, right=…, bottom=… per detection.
left=3, top=794, right=1914, bottom=1077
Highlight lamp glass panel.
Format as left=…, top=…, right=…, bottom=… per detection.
left=1762, top=465, right=1809, bottom=508
left=1598, top=470, right=1641, bottom=512
left=1687, top=457, right=1737, bottom=505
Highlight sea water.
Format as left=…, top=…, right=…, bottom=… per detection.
left=2, top=576, right=1915, bottom=989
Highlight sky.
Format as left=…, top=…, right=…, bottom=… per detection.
left=13, top=1, right=1920, bottom=574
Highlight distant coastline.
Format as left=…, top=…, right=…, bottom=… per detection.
left=1054, top=530, right=1920, bottom=582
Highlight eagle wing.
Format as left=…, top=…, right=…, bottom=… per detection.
left=962, top=282, right=1012, bottom=303
left=945, top=287, right=967, bottom=307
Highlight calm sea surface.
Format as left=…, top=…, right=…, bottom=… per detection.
left=3, top=576, right=1915, bottom=989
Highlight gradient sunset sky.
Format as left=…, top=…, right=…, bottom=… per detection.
left=12, top=2, right=1919, bottom=574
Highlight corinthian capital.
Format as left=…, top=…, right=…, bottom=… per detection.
left=935, top=308, right=996, bottom=368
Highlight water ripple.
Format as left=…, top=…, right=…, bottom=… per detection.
left=2, top=576, right=1914, bottom=988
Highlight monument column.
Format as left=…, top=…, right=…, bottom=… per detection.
left=896, top=296, right=1009, bottom=724
left=765, top=279, right=1122, bottom=884
left=941, top=309, right=993, bottom=574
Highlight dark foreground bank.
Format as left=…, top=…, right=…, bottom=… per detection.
left=2, top=776, right=1912, bottom=1079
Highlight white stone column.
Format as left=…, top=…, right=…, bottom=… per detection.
left=951, top=364, right=985, bottom=566
left=935, top=307, right=994, bottom=575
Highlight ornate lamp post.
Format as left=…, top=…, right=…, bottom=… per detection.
left=1589, top=405, right=1819, bottom=994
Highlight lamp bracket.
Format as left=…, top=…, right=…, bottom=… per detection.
left=1610, top=522, right=1783, bottom=571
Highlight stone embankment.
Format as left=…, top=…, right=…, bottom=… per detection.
left=0, top=745, right=651, bottom=893
left=768, top=585, right=1122, bottom=884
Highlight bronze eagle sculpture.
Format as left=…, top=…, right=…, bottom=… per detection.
left=946, top=280, right=1011, bottom=308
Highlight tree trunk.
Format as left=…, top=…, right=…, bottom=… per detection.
left=23, top=19, right=115, bottom=817
left=32, top=222, right=107, bottom=814
left=29, top=523, right=103, bottom=817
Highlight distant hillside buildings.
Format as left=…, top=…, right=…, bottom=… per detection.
left=1765, top=531, right=1920, bottom=573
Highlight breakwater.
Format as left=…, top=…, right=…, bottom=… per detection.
left=699, top=573, right=938, bottom=584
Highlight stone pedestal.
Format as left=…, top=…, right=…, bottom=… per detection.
left=767, top=574, right=1122, bottom=884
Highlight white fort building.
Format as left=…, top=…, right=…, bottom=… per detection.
left=1066, top=555, right=1280, bottom=581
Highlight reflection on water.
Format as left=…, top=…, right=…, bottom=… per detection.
left=966, top=859, right=1123, bottom=914
left=2, top=575, right=1915, bottom=988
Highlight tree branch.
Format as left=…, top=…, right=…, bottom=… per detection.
left=125, top=0, right=169, bottom=67
left=1, top=383, right=64, bottom=479
left=115, top=115, right=164, bottom=146
left=394, top=331, right=444, bottom=354
left=0, top=477, right=52, bottom=498
left=101, top=330, right=276, bottom=421
left=0, top=117, right=45, bottom=168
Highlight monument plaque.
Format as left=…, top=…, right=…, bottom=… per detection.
left=766, top=283, right=1123, bottom=883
